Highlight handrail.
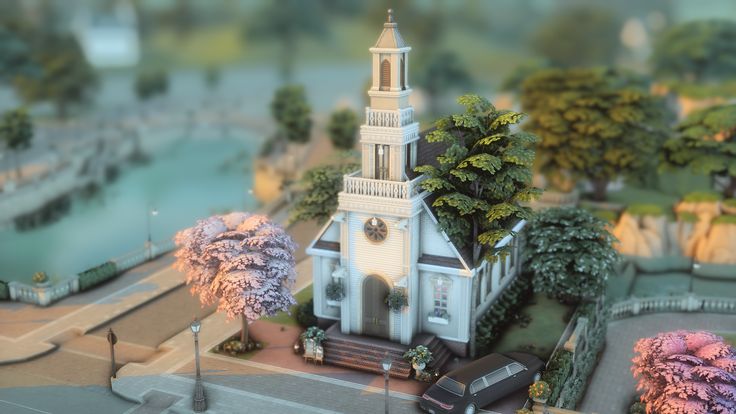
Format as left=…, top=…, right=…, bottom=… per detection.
left=610, top=294, right=736, bottom=320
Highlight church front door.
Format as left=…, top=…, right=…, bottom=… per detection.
left=362, top=275, right=390, bottom=339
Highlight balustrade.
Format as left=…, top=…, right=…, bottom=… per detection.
left=343, top=171, right=425, bottom=199
left=365, top=107, right=414, bottom=128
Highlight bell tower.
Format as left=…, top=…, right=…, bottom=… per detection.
left=361, top=9, right=419, bottom=182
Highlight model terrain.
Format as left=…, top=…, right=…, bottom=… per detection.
left=1, top=3, right=736, bottom=414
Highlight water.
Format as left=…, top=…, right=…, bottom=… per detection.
left=0, top=133, right=259, bottom=283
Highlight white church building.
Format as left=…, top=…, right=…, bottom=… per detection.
left=306, top=10, right=525, bottom=359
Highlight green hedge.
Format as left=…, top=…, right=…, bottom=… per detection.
left=78, top=261, right=118, bottom=291
left=631, top=255, right=693, bottom=273
left=713, top=215, right=736, bottom=225
left=542, top=350, right=573, bottom=404
left=693, top=263, right=736, bottom=280
left=475, top=274, right=531, bottom=355
left=626, top=204, right=666, bottom=217
left=543, top=301, right=609, bottom=408
left=683, top=191, right=721, bottom=203
left=0, top=281, right=8, bottom=300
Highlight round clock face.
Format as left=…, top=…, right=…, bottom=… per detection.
left=364, top=218, right=388, bottom=243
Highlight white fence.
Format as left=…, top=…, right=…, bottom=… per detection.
left=343, top=171, right=425, bottom=199
left=4, top=239, right=176, bottom=307
left=365, top=107, right=414, bottom=128
left=610, top=294, right=736, bottom=319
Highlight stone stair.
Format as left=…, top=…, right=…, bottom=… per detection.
left=321, top=324, right=457, bottom=379
left=322, top=325, right=412, bottom=378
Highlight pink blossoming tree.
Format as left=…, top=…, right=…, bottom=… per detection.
left=174, top=212, right=298, bottom=345
left=632, top=330, right=736, bottom=414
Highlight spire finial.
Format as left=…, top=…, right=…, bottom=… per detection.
left=387, top=8, right=394, bottom=23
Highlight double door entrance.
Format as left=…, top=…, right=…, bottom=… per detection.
left=362, top=275, right=390, bottom=339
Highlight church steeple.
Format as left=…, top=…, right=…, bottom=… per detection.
left=360, top=9, right=418, bottom=182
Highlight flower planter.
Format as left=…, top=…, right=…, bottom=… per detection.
left=326, top=299, right=341, bottom=307
left=427, top=315, right=449, bottom=325
left=532, top=397, right=548, bottom=404
left=412, top=361, right=426, bottom=371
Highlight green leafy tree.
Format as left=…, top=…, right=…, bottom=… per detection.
left=270, top=84, right=312, bottom=147
left=134, top=70, right=169, bottom=101
left=204, top=65, right=221, bottom=90
left=246, top=0, right=327, bottom=82
left=651, top=19, right=736, bottom=83
left=327, top=108, right=358, bottom=150
left=415, top=94, right=540, bottom=264
left=289, top=161, right=359, bottom=225
left=0, top=108, right=33, bottom=179
left=524, top=208, right=618, bottom=302
left=530, top=5, right=622, bottom=68
left=520, top=68, right=671, bottom=201
left=661, top=104, right=736, bottom=197
left=13, top=33, right=97, bottom=118
left=414, top=51, right=473, bottom=116
left=0, top=26, right=34, bottom=84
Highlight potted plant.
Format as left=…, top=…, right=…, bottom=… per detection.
left=427, top=308, right=450, bottom=325
left=403, top=345, right=433, bottom=373
left=516, top=409, right=533, bottom=414
left=32, top=271, right=50, bottom=287
left=325, top=280, right=345, bottom=306
left=301, top=326, right=326, bottom=346
left=529, top=380, right=551, bottom=404
left=385, top=288, right=408, bottom=312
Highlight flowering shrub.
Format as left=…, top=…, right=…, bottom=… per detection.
left=32, top=271, right=48, bottom=284
left=632, top=330, right=736, bottom=413
left=403, top=345, right=433, bottom=366
left=301, top=326, right=326, bottom=345
left=529, top=380, right=551, bottom=400
left=325, top=280, right=345, bottom=301
left=385, top=288, right=408, bottom=312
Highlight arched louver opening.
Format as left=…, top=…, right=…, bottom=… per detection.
left=380, top=59, right=391, bottom=91
left=400, top=56, right=406, bottom=90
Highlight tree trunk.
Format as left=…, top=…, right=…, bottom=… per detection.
left=241, top=314, right=249, bottom=345
left=591, top=178, right=609, bottom=202
left=13, top=151, right=22, bottom=180
left=56, top=101, right=67, bottom=119
left=722, top=176, right=736, bottom=198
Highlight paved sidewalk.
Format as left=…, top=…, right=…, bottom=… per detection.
left=580, top=313, right=736, bottom=414
left=0, top=266, right=184, bottom=364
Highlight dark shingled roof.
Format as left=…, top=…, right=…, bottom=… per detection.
left=412, top=128, right=476, bottom=270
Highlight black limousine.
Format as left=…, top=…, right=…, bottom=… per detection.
left=419, top=352, right=544, bottom=414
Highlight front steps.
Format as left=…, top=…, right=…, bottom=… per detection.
left=321, top=324, right=455, bottom=379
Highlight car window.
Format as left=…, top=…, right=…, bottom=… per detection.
left=508, top=362, right=525, bottom=375
left=469, top=377, right=487, bottom=394
left=484, top=367, right=509, bottom=387
left=436, top=376, right=465, bottom=397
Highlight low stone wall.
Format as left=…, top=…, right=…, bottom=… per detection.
left=3, top=239, right=176, bottom=307
left=610, top=294, right=736, bottom=319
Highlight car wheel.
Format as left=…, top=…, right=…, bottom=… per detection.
left=464, top=403, right=476, bottom=414
left=533, top=371, right=542, bottom=381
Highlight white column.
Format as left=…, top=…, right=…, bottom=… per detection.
left=390, top=53, right=401, bottom=92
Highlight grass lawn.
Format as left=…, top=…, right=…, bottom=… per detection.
left=486, top=293, right=573, bottom=361
left=606, top=187, right=679, bottom=212
left=630, top=272, right=692, bottom=297
left=261, top=283, right=313, bottom=326
left=716, top=332, right=736, bottom=347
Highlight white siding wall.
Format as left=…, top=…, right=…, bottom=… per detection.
left=347, top=212, right=408, bottom=339
left=419, top=212, right=455, bottom=257
left=419, top=271, right=471, bottom=342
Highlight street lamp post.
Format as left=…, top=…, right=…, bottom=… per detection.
left=190, top=317, right=207, bottom=412
left=106, top=328, right=118, bottom=381
left=146, top=208, right=158, bottom=259
left=381, top=352, right=392, bottom=414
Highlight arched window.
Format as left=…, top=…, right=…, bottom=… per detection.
left=380, top=59, right=391, bottom=91
left=400, top=55, right=406, bottom=90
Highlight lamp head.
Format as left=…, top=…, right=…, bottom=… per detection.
left=151, top=209, right=159, bottom=216
left=190, top=317, right=201, bottom=334
left=381, top=352, right=392, bottom=372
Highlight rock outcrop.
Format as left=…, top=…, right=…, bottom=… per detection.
left=696, top=222, right=736, bottom=264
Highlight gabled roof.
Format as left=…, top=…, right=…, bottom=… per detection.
left=306, top=218, right=341, bottom=255
left=420, top=196, right=476, bottom=270
left=374, top=10, right=407, bottom=49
